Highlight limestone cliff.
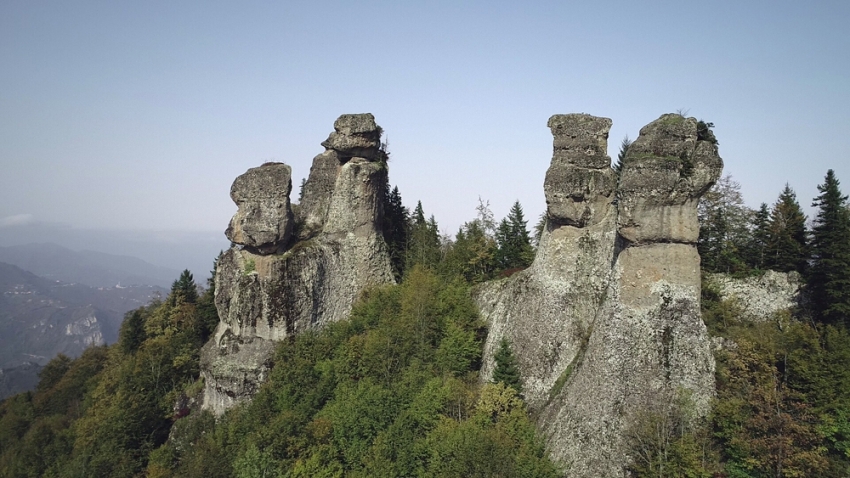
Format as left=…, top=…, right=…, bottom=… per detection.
left=200, top=114, right=395, bottom=415
left=475, top=113, right=723, bottom=476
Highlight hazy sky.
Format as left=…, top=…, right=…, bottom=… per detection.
left=2, top=1, right=849, bottom=241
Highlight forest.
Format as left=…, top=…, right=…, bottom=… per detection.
left=2, top=165, right=850, bottom=477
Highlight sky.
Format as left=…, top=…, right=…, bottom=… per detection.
left=1, top=1, right=849, bottom=271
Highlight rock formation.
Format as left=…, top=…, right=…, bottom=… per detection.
left=200, top=114, right=395, bottom=415
left=475, top=113, right=723, bottom=476
left=707, top=270, right=802, bottom=322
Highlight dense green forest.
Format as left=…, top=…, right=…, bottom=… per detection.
left=2, top=169, right=850, bottom=477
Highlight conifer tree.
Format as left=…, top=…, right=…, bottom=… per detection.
left=170, top=269, right=198, bottom=304
left=493, top=338, right=522, bottom=393
left=765, top=185, right=809, bottom=274
left=697, top=175, right=750, bottom=273
left=405, top=201, right=442, bottom=271
left=809, top=170, right=850, bottom=327
left=745, top=202, right=771, bottom=270
left=383, top=184, right=409, bottom=280
left=119, top=309, right=146, bottom=355
left=613, top=135, right=632, bottom=174
left=495, top=200, right=534, bottom=271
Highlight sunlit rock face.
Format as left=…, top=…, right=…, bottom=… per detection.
left=200, top=114, right=394, bottom=415
left=475, top=113, right=722, bottom=477
left=225, top=162, right=294, bottom=255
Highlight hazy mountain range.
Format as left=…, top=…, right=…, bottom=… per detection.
left=0, top=259, right=168, bottom=399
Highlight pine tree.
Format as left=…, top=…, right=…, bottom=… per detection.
left=383, top=184, right=409, bottom=280
left=170, top=269, right=198, bottom=304
left=765, top=185, right=808, bottom=274
left=495, top=200, right=534, bottom=271
left=809, top=170, right=850, bottom=327
left=405, top=201, right=442, bottom=271
left=492, top=338, right=522, bottom=393
left=119, top=309, right=146, bottom=355
left=746, top=203, right=771, bottom=270
left=613, top=135, right=632, bottom=174
left=697, top=175, right=751, bottom=273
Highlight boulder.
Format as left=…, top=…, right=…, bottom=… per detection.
left=225, top=162, right=294, bottom=254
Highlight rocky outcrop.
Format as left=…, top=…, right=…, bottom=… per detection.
left=707, top=270, right=801, bottom=321
left=225, top=162, right=294, bottom=254
left=475, top=113, right=722, bottom=476
left=200, top=114, right=394, bottom=415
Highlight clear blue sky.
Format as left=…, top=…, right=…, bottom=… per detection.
left=2, top=1, right=848, bottom=240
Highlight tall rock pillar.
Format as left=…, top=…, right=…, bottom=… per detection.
left=475, top=113, right=722, bottom=477
left=200, top=114, right=394, bottom=415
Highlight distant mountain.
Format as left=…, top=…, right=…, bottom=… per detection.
left=0, top=261, right=166, bottom=399
left=0, top=222, right=229, bottom=284
left=0, top=243, right=181, bottom=288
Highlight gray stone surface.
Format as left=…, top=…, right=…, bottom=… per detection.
left=474, top=113, right=722, bottom=477
left=707, top=270, right=801, bottom=321
left=321, top=113, right=382, bottom=161
left=225, top=162, right=294, bottom=254
left=544, top=114, right=616, bottom=227
left=617, top=114, right=723, bottom=244
left=201, top=114, right=394, bottom=415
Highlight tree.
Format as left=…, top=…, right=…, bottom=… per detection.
left=119, top=309, right=147, bottom=355
left=697, top=175, right=752, bottom=273
left=765, top=184, right=809, bottom=274
left=405, top=201, right=442, bottom=271
left=613, top=135, right=632, bottom=174
left=170, top=269, right=198, bottom=304
left=383, top=184, right=409, bottom=280
left=808, top=170, right=850, bottom=327
left=492, top=338, right=522, bottom=394
left=494, top=200, right=534, bottom=271
left=745, top=203, right=771, bottom=270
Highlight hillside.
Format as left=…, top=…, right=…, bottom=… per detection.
left=0, top=261, right=165, bottom=399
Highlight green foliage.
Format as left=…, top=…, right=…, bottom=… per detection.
left=0, top=265, right=220, bottom=478
left=441, top=219, right=497, bottom=283
left=492, top=338, right=522, bottom=394
left=765, top=184, right=809, bottom=275
left=808, top=169, right=850, bottom=327
left=405, top=201, right=443, bottom=272
left=494, top=201, right=534, bottom=272
left=696, top=120, right=718, bottom=145
left=383, top=184, right=409, bottom=281
left=698, top=175, right=752, bottom=275
left=626, top=390, right=717, bottom=478
left=744, top=202, right=771, bottom=270
left=243, top=258, right=256, bottom=275
left=146, top=266, right=556, bottom=477
left=613, top=135, right=632, bottom=174
left=119, top=309, right=147, bottom=355
left=171, top=269, right=199, bottom=304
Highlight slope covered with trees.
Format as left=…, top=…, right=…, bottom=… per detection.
left=3, top=167, right=850, bottom=477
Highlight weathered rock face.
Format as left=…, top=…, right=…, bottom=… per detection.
left=225, top=162, right=294, bottom=254
left=298, top=113, right=385, bottom=239
left=475, top=113, right=722, bottom=477
left=707, top=270, right=801, bottom=321
left=201, top=114, right=394, bottom=415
